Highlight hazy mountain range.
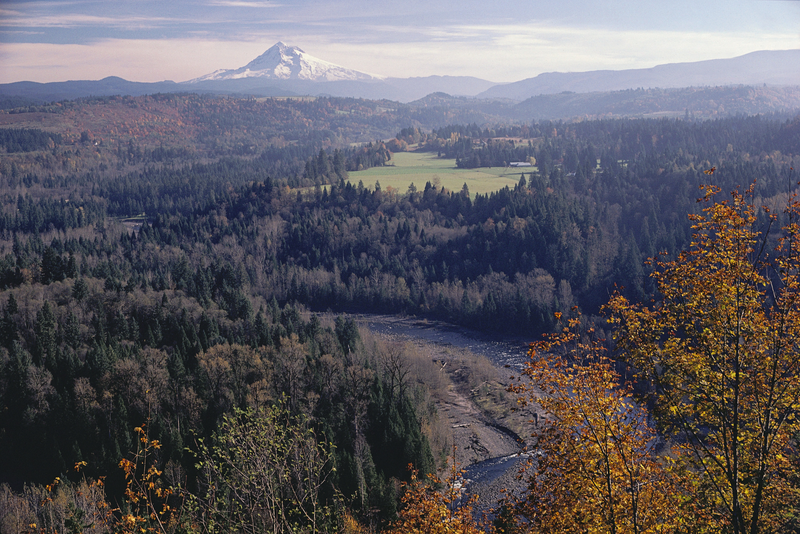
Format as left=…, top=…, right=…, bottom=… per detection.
left=480, top=50, right=800, bottom=100
left=1, top=42, right=799, bottom=107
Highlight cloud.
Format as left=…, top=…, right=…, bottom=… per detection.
left=314, top=23, right=799, bottom=81
left=206, top=1, right=282, bottom=6
left=2, top=13, right=172, bottom=29
left=1, top=1, right=90, bottom=9
left=3, top=19, right=796, bottom=84
left=0, top=39, right=270, bottom=83
left=1, top=0, right=797, bottom=84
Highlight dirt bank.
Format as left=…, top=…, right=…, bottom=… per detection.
left=353, top=313, right=543, bottom=516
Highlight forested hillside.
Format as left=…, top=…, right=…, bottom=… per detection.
left=0, top=93, right=798, bottom=532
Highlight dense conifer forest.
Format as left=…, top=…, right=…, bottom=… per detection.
left=0, top=93, right=798, bottom=532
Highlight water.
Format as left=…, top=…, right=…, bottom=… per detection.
left=353, top=313, right=535, bottom=500
left=461, top=453, right=525, bottom=485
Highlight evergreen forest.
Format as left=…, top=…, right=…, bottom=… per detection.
left=0, top=93, right=799, bottom=533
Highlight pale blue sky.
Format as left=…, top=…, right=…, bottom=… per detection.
left=1, top=0, right=798, bottom=83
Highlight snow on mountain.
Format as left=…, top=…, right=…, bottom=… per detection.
left=188, top=42, right=384, bottom=83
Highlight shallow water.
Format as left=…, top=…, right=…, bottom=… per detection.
left=354, top=313, right=535, bottom=505
left=461, top=452, right=524, bottom=485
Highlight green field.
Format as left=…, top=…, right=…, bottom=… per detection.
left=347, top=151, right=531, bottom=197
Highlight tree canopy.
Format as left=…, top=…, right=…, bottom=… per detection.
left=607, top=184, right=800, bottom=532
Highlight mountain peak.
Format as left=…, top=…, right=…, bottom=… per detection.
left=188, top=42, right=383, bottom=83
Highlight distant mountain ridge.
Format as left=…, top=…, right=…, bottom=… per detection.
left=1, top=44, right=799, bottom=108
left=478, top=50, right=800, bottom=100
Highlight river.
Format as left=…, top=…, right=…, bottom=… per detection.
left=351, top=313, right=536, bottom=515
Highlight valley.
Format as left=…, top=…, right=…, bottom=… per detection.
left=0, top=85, right=798, bottom=531
left=2, top=0, right=800, bottom=525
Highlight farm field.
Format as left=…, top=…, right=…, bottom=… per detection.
left=347, top=151, right=529, bottom=196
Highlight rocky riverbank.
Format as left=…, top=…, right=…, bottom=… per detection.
left=350, top=313, right=544, bottom=517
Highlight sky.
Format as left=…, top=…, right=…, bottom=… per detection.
left=1, top=0, right=799, bottom=84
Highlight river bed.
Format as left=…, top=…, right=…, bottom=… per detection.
left=352, top=313, right=532, bottom=369
left=351, top=313, right=537, bottom=516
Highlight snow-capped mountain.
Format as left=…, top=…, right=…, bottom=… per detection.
left=189, top=42, right=383, bottom=83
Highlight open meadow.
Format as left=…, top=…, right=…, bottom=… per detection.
left=347, top=150, right=529, bottom=196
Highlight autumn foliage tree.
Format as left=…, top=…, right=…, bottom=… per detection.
left=506, top=312, right=684, bottom=534
left=385, top=454, right=482, bottom=534
left=607, top=184, right=800, bottom=533
left=115, top=424, right=183, bottom=534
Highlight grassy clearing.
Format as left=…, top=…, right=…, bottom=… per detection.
left=348, top=151, right=530, bottom=197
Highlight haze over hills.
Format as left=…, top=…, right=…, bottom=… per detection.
left=1, top=43, right=799, bottom=109
left=478, top=49, right=800, bottom=100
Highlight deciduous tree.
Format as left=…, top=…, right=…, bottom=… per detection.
left=190, top=401, right=335, bottom=534
left=385, top=456, right=482, bottom=534
left=607, top=185, right=800, bottom=533
left=507, top=312, right=683, bottom=533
